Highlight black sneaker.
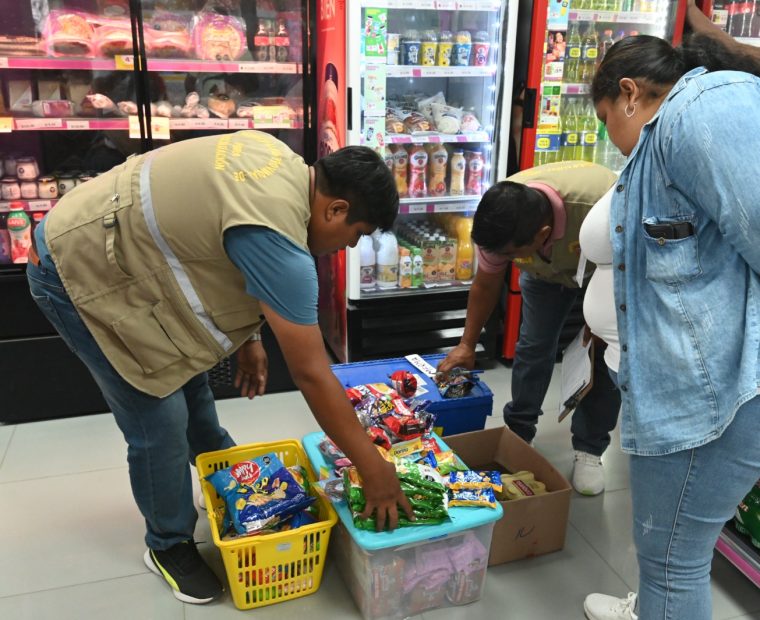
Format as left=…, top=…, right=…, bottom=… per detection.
left=144, top=540, right=224, bottom=604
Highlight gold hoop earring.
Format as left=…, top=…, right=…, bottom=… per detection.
left=625, top=103, right=637, bottom=118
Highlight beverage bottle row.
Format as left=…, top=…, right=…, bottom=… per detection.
left=385, top=145, right=485, bottom=199
left=0, top=205, right=45, bottom=265
left=725, top=0, right=760, bottom=38
left=570, top=0, right=669, bottom=11
left=564, top=23, right=633, bottom=84
left=358, top=216, right=474, bottom=291
left=534, top=96, right=598, bottom=166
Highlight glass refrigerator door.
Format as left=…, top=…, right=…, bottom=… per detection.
left=0, top=1, right=144, bottom=271
left=345, top=0, right=507, bottom=301
left=526, top=0, right=685, bottom=171
left=135, top=1, right=307, bottom=154
left=706, top=0, right=760, bottom=45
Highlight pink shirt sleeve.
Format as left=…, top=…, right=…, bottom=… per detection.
left=475, top=244, right=510, bottom=273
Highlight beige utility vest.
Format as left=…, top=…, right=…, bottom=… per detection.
left=508, top=161, right=617, bottom=288
left=45, top=131, right=310, bottom=397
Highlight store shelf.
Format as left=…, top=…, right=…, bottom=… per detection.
left=568, top=9, right=668, bottom=24
left=11, top=118, right=128, bottom=131
left=3, top=117, right=302, bottom=132
left=0, top=55, right=301, bottom=74
left=0, top=199, right=57, bottom=212
left=736, top=37, right=760, bottom=48
left=362, top=0, right=501, bottom=10
left=716, top=522, right=760, bottom=588
left=360, top=281, right=473, bottom=299
left=399, top=195, right=480, bottom=214
left=388, top=131, right=491, bottom=144
left=385, top=65, right=497, bottom=78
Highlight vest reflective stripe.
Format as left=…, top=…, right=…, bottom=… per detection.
left=139, top=153, right=234, bottom=352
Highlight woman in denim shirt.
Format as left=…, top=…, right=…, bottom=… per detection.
left=581, top=20, right=760, bottom=620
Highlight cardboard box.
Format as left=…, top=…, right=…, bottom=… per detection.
left=444, top=426, right=572, bottom=565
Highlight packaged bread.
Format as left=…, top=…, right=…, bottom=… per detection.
left=42, top=11, right=95, bottom=57
left=460, top=110, right=482, bottom=133
left=92, top=25, right=132, bottom=57
left=403, top=111, right=431, bottom=134
left=431, top=102, right=462, bottom=134
left=416, top=91, right=446, bottom=123
left=386, top=109, right=406, bottom=134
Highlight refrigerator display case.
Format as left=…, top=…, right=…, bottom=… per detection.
left=500, top=0, right=687, bottom=361
left=703, top=0, right=760, bottom=44
left=0, top=0, right=314, bottom=422
left=316, top=0, right=518, bottom=362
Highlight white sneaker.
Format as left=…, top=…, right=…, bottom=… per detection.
left=572, top=450, right=605, bottom=496
left=584, top=592, right=638, bottom=620
left=198, top=493, right=206, bottom=511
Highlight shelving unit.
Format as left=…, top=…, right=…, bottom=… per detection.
left=717, top=522, right=760, bottom=589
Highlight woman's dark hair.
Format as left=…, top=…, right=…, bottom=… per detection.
left=592, top=32, right=760, bottom=103
left=471, top=181, right=552, bottom=252
left=315, top=146, right=399, bottom=231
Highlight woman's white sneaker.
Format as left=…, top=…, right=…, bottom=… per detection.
left=584, top=592, right=638, bottom=620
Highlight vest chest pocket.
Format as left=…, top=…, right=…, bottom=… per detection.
left=112, top=300, right=200, bottom=375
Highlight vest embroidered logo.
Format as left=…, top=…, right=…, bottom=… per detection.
left=231, top=461, right=261, bottom=485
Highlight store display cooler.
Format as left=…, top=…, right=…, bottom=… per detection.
left=316, top=0, right=518, bottom=362
left=0, top=0, right=315, bottom=422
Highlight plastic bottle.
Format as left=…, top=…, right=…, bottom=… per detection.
left=421, top=234, right=439, bottom=283
left=564, top=22, right=582, bottom=83
left=398, top=247, right=413, bottom=288
left=560, top=97, right=580, bottom=161
left=438, top=235, right=458, bottom=282
left=426, top=143, right=448, bottom=197
left=599, top=29, right=615, bottom=61
left=274, top=18, right=290, bottom=62
left=376, top=231, right=399, bottom=288
left=0, top=213, right=12, bottom=265
left=449, top=150, right=466, bottom=196
left=455, top=216, right=474, bottom=280
left=578, top=99, right=598, bottom=162
left=7, top=203, right=31, bottom=264
left=371, top=228, right=383, bottom=252
left=580, top=23, right=599, bottom=83
left=359, top=234, right=376, bottom=290
left=411, top=247, right=424, bottom=287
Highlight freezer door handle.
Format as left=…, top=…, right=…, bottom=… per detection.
left=347, top=86, right=353, bottom=131
left=522, top=88, right=537, bottom=129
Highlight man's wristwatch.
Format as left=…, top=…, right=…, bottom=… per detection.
left=248, top=332, right=262, bottom=342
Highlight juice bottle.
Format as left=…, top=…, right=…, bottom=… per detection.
left=398, top=247, right=412, bottom=288
left=421, top=234, right=439, bottom=283
left=392, top=145, right=409, bottom=197
left=564, top=22, right=582, bottom=83
left=580, top=23, right=599, bottom=83
left=449, top=150, right=466, bottom=195
left=376, top=231, right=399, bottom=288
left=438, top=235, right=458, bottom=282
left=426, top=143, right=448, bottom=197
left=7, top=203, right=31, bottom=264
left=465, top=150, right=485, bottom=195
left=455, top=216, right=474, bottom=280
left=578, top=99, right=598, bottom=162
left=359, top=234, right=376, bottom=290
left=408, top=144, right=428, bottom=198
left=411, top=247, right=424, bottom=287
left=0, top=213, right=12, bottom=265
left=559, top=97, right=580, bottom=161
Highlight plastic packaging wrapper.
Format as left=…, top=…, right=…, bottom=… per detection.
left=436, top=367, right=482, bottom=398
left=447, top=470, right=503, bottom=493
left=344, top=462, right=449, bottom=530
left=499, top=470, right=547, bottom=501
left=192, top=12, right=246, bottom=61
left=42, top=11, right=95, bottom=57
left=206, top=452, right=315, bottom=535
left=92, top=24, right=133, bottom=56
left=448, top=487, right=497, bottom=508
left=32, top=100, right=75, bottom=117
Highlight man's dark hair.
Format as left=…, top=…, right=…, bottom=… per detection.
left=471, top=181, right=552, bottom=252
left=314, top=146, right=399, bottom=231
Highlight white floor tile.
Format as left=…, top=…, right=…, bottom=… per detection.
left=0, top=423, right=15, bottom=469
left=0, top=574, right=183, bottom=620
left=0, top=413, right=126, bottom=483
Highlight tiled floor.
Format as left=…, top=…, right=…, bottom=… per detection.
left=2, top=361, right=760, bottom=619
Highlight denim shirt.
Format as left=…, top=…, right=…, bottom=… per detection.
left=611, top=67, right=760, bottom=456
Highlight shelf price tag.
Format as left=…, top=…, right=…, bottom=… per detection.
left=436, top=0, right=457, bottom=9
left=129, top=115, right=170, bottom=140
left=115, top=54, right=135, bottom=70
left=0, top=117, right=12, bottom=133
left=0, top=57, right=8, bottom=69
left=66, top=120, right=89, bottom=130
left=228, top=118, right=250, bottom=130
left=408, top=204, right=428, bottom=214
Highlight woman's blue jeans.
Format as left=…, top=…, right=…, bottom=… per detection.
left=629, top=395, right=760, bottom=619
left=26, top=238, right=234, bottom=550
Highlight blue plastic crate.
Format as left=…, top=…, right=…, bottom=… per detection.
left=331, top=354, right=493, bottom=436
left=302, top=431, right=503, bottom=552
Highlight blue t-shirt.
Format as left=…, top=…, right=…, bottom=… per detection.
left=223, top=225, right=318, bottom=325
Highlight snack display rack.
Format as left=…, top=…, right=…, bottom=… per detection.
left=0, top=0, right=314, bottom=422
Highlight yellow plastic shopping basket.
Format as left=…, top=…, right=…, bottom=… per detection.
left=196, top=439, right=338, bottom=610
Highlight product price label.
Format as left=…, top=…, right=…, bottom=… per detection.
left=0, top=117, right=12, bottom=133
left=66, top=120, right=89, bottom=130
left=114, top=54, right=135, bottom=70
left=436, top=0, right=456, bottom=8
left=27, top=200, right=53, bottom=211
left=228, top=118, right=250, bottom=130
left=16, top=118, right=63, bottom=129
left=0, top=57, right=8, bottom=69
left=408, top=204, right=429, bottom=214
left=435, top=203, right=468, bottom=213
left=129, top=115, right=170, bottom=140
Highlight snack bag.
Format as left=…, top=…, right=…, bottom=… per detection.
left=448, top=487, right=497, bottom=508
left=207, top=453, right=315, bottom=535
left=436, top=367, right=481, bottom=398
left=434, top=450, right=469, bottom=475
left=447, top=470, right=503, bottom=493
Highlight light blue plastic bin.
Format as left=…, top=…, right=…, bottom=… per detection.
left=302, top=431, right=503, bottom=619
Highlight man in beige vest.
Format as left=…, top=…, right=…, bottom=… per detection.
left=26, top=131, right=411, bottom=604
left=438, top=161, right=621, bottom=496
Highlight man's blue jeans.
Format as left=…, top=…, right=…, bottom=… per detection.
left=505, top=271, right=621, bottom=456
left=26, top=239, right=234, bottom=551
left=630, top=395, right=760, bottom=619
